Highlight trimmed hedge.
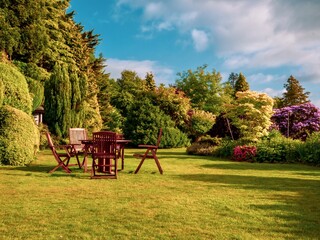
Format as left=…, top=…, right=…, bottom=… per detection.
left=0, top=105, right=39, bottom=166
left=0, top=62, right=32, bottom=114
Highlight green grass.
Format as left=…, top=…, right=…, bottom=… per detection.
left=0, top=148, right=319, bottom=240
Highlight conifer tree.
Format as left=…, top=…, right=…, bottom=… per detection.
left=282, top=75, right=310, bottom=107
left=44, top=63, right=71, bottom=137
left=234, top=72, right=249, bottom=93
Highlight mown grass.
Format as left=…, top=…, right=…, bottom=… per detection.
left=0, top=148, right=319, bottom=239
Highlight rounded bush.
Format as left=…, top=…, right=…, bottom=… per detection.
left=0, top=105, right=39, bottom=166
left=0, top=62, right=32, bottom=114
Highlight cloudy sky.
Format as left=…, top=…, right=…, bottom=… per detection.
left=70, top=0, right=320, bottom=106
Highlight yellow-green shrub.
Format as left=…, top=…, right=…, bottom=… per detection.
left=0, top=105, right=39, bottom=165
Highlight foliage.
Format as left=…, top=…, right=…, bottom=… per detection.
left=161, top=127, right=190, bottom=148
left=282, top=75, right=310, bottom=107
left=298, top=132, right=320, bottom=165
left=271, top=102, right=320, bottom=140
left=0, top=105, right=39, bottom=166
left=232, top=145, right=257, bottom=161
left=212, top=139, right=239, bottom=158
left=234, top=72, right=249, bottom=93
left=255, top=130, right=302, bottom=163
left=186, top=109, right=216, bottom=141
left=26, top=77, right=44, bottom=111
left=175, top=65, right=225, bottom=115
left=0, top=78, right=3, bottom=106
left=44, top=63, right=71, bottom=137
left=123, top=97, right=188, bottom=148
left=111, top=70, right=146, bottom=116
left=0, top=62, right=32, bottom=114
left=225, top=91, right=274, bottom=143
left=153, top=86, right=191, bottom=127
left=209, top=113, right=240, bottom=140
left=186, top=135, right=221, bottom=155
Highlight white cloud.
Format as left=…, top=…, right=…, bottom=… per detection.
left=191, top=29, right=209, bottom=52
left=105, top=58, right=175, bottom=85
left=116, top=0, right=320, bottom=82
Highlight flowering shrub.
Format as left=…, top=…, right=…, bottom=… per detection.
left=232, top=145, right=257, bottom=161
left=226, top=91, right=274, bottom=142
left=271, top=103, right=320, bottom=140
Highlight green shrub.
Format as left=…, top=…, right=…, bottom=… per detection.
left=0, top=105, right=39, bottom=165
left=0, top=62, right=32, bottom=114
left=212, top=139, right=239, bottom=158
left=187, top=136, right=222, bottom=155
left=161, top=127, right=190, bottom=148
left=298, top=132, right=320, bottom=165
left=0, top=79, right=3, bottom=106
left=124, top=97, right=189, bottom=148
left=255, top=130, right=302, bottom=163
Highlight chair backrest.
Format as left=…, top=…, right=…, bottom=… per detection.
left=92, top=131, right=117, bottom=155
left=69, top=128, right=88, bottom=151
left=46, top=132, right=59, bottom=159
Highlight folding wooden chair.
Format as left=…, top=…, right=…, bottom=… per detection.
left=69, top=128, right=88, bottom=165
left=46, top=132, right=81, bottom=173
left=133, top=128, right=163, bottom=174
left=91, top=131, right=118, bottom=179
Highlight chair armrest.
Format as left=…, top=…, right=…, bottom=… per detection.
left=138, top=144, right=158, bottom=149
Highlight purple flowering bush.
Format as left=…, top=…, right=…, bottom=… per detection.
left=271, top=103, right=320, bottom=140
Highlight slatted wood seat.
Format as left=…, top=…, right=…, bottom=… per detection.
left=133, top=128, right=163, bottom=174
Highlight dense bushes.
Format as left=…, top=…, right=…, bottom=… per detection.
left=0, top=62, right=32, bottom=114
left=124, top=98, right=189, bottom=148
left=0, top=105, right=39, bottom=166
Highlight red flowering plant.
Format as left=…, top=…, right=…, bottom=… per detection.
left=232, top=145, right=257, bottom=161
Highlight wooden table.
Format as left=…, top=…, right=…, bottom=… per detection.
left=80, top=139, right=131, bottom=173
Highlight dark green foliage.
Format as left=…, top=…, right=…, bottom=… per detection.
left=0, top=105, right=39, bottom=166
left=255, top=130, right=301, bottom=163
left=234, top=72, right=249, bottom=93
left=124, top=97, right=188, bottom=148
left=297, top=132, right=320, bottom=165
left=44, top=63, right=71, bottom=137
left=227, top=72, right=239, bottom=89
left=0, top=62, right=32, bottom=114
left=282, top=75, right=310, bottom=107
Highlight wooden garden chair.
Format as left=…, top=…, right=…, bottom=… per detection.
left=133, top=128, right=163, bottom=174
left=91, top=131, right=118, bottom=179
left=69, top=128, right=88, bottom=165
left=46, top=132, right=81, bottom=173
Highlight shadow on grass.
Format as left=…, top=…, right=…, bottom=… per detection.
left=201, top=161, right=320, bottom=172
left=175, top=173, right=320, bottom=239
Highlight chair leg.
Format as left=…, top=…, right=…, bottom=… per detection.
left=152, top=150, right=163, bottom=174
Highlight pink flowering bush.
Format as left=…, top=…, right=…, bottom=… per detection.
left=232, top=145, right=257, bottom=161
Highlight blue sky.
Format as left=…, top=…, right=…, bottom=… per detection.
left=70, top=0, right=320, bottom=106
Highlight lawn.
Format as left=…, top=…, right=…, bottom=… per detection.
left=0, top=148, right=319, bottom=240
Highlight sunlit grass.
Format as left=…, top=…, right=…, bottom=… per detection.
left=0, top=148, right=319, bottom=239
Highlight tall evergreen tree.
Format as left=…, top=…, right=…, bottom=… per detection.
left=227, top=72, right=239, bottom=89
left=44, top=63, right=71, bottom=137
left=282, top=75, right=310, bottom=107
left=145, top=72, right=156, bottom=91
left=234, top=72, right=249, bottom=93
